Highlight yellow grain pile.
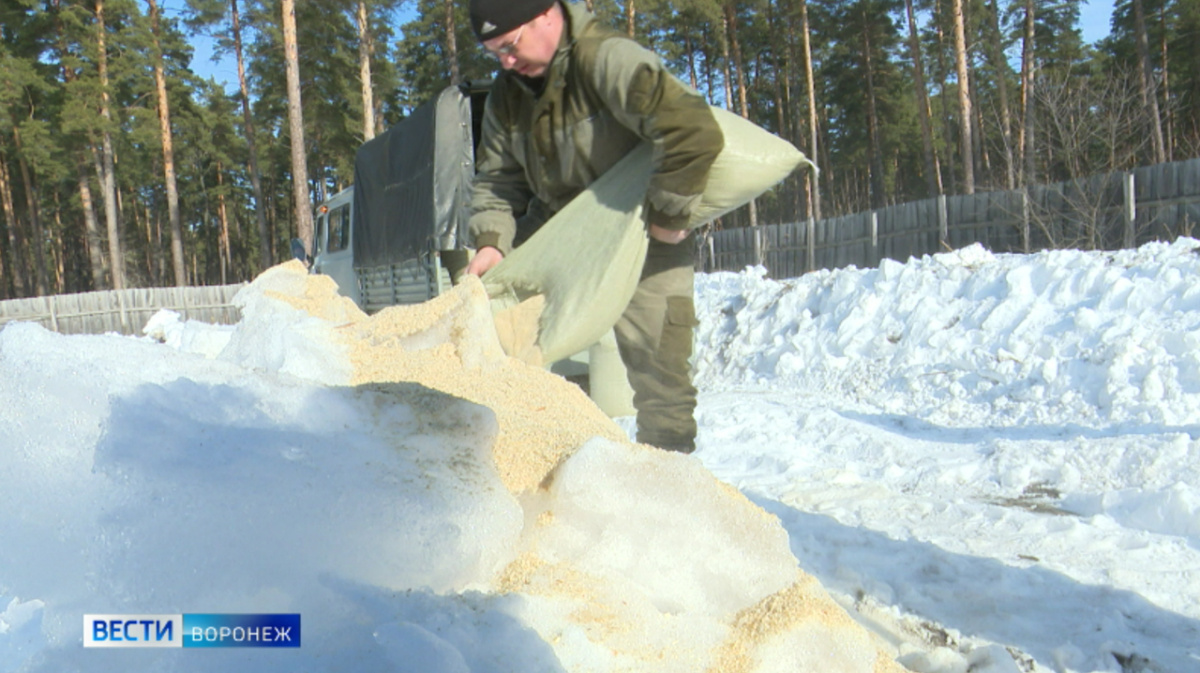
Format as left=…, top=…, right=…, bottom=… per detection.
left=344, top=274, right=626, bottom=493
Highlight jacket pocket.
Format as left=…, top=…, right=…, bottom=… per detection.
left=658, top=295, right=698, bottom=370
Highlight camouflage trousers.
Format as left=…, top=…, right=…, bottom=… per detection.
left=613, top=233, right=699, bottom=453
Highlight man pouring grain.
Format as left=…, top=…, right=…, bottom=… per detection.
left=464, top=0, right=723, bottom=454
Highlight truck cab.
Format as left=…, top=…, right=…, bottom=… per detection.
left=312, top=187, right=358, bottom=306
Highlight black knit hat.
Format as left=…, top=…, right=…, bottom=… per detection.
left=470, top=0, right=555, bottom=41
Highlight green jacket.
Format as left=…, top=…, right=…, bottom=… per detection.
left=469, top=1, right=723, bottom=256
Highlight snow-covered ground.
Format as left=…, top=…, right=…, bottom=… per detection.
left=689, top=240, right=1200, bottom=673
left=3, top=239, right=1199, bottom=672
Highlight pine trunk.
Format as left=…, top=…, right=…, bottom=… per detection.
left=1019, top=0, right=1035, bottom=185
left=725, top=3, right=749, bottom=118
left=52, top=196, right=66, bottom=292
left=233, top=0, right=273, bottom=269
left=987, top=0, right=1014, bottom=189
left=725, top=1, right=758, bottom=229
left=933, top=2, right=957, bottom=194
left=800, top=0, right=820, bottom=220
left=1132, top=0, right=1166, bottom=163
left=0, top=156, right=26, bottom=297
left=13, top=126, right=50, bottom=295
left=769, top=0, right=788, bottom=219
left=861, top=19, right=886, bottom=209
left=1160, top=9, right=1172, bottom=159
left=281, top=0, right=314, bottom=255
left=905, top=0, right=942, bottom=196
left=703, top=26, right=715, bottom=105
left=973, top=84, right=988, bottom=175
left=0, top=187, right=7, bottom=297
left=357, top=1, right=378, bottom=138
left=218, top=163, right=232, bottom=284
left=76, top=159, right=106, bottom=289
left=443, top=0, right=460, bottom=85
left=721, top=17, right=734, bottom=112
left=952, top=0, right=974, bottom=194
left=780, top=0, right=801, bottom=220
left=626, top=0, right=635, bottom=37
left=54, top=5, right=107, bottom=288
left=148, top=0, right=186, bottom=286
left=686, top=32, right=699, bottom=91
left=96, top=0, right=125, bottom=289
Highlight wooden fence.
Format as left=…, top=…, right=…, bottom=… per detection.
left=703, top=157, right=1200, bottom=277
left=0, top=284, right=246, bottom=336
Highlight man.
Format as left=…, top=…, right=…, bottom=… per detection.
left=465, top=0, right=724, bottom=454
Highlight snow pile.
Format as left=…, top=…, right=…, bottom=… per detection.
left=696, top=238, right=1200, bottom=429
left=693, top=241, right=1200, bottom=548
left=691, top=239, right=1200, bottom=673
left=142, top=309, right=234, bottom=357
left=0, top=318, right=519, bottom=671
left=0, top=261, right=903, bottom=672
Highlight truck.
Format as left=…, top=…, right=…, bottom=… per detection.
left=308, top=80, right=490, bottom=312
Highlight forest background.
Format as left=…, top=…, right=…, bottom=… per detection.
left=0, top=0, right=1194, bottom=299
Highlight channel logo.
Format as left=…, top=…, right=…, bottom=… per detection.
left=83, top=615, right=182, bottom=648
left=84, top=614, right=300, bottom=648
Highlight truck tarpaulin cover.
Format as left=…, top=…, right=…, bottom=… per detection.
left=352, top=86, right=474, bottom=268
left=484, top=106, right=815, bottom=365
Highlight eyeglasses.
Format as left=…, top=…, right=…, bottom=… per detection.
left=489, top=24, right=525, bottom=60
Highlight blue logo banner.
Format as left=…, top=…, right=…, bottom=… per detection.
left=182, top=614, right=301, bottom=648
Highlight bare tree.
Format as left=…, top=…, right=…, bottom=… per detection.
left=1023, top=68, right=1154, bottom=250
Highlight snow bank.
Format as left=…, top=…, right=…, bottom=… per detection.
left=0, top=261, right=904, bottom=672
left=696, top=238, right=1200, bottom=429
left=692, top=239, right=1200, bottom=673
left=0, top=314, right=521, bottom=671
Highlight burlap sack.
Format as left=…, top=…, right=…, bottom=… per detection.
left=483, top=108, right=814, bottom=365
